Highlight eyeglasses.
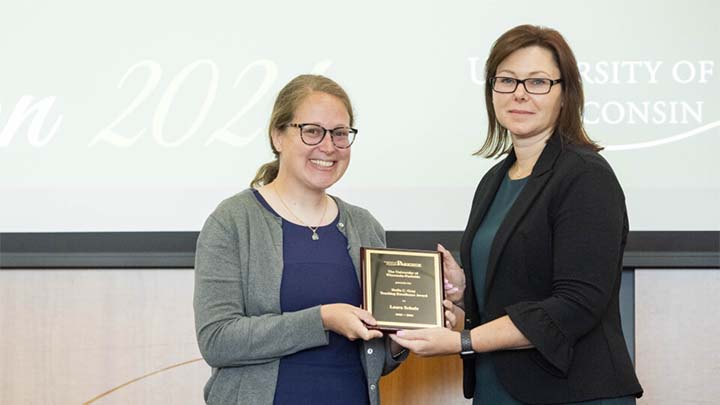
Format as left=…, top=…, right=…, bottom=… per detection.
left=287, top=123, right=358, bottom=149
left=490, top=76, right=563, bottom=95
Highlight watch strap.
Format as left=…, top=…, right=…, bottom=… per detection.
left=460, top=329, right=474, bottom=357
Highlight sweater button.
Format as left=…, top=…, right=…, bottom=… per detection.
left=367, top=348, right=374, bottom=355
left=370, top=384, right=376, bottom=391
left=338, top=222, right=344, bottom=228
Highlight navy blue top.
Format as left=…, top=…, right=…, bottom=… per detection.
left=253, top=190, right=369, bottom=405
left=470, top=175, right=634, bottom=405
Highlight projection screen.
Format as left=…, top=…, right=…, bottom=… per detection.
left=1, top=0, right=718, bottom=232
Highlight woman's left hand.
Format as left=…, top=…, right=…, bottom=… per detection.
left=389, top=327, right=461, bottom=357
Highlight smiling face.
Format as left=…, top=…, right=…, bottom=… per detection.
left=492, top=46, right=563, bottom=141
left=271, top=91, right=351, bottom=193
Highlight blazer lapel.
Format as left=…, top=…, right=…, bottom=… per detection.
left=484, top=135, right=563, bottom=296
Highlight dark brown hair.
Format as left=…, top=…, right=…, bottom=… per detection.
left=250, top=74, right=354, bottom=188
left=476, top=24, right=601, bottom=157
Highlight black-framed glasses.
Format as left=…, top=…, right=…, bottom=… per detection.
left=490, top=76, right=563, bottom=95
left=287, top=123, right=358, bottom=149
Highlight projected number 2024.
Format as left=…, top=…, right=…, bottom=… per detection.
left=91, top=59, right=276, bottom=148
left=0, top=59, right=331, bottom=148
left=90, top=59, right=331, bottom=148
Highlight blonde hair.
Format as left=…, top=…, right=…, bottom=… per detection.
left=250, top=74, right=354, bottom=188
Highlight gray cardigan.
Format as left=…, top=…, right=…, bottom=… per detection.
left=194, top=189, right=406, bottom=404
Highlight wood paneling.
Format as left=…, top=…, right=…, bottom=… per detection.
left=0, top=268, right=472, bottom=404
left=380, top=353, right=471, bottom=404
left=9, top=267, right=718, bottom=404
left=635, top=269, right=720, bottom=405
left=0, top=269, right=209, bottom=405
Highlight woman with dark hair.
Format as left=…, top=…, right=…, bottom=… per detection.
left=193, top=75, right=429, bottom=404
left=391, top=25, right=643, bottom=404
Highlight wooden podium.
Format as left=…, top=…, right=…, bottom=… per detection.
left=380, top=353, right=471, bottom=404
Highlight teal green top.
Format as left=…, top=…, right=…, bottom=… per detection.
left=470, top=173, right=635, bottom=405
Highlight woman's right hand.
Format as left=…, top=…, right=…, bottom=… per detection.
left=438, top=243, right=466, bottom=305
left=320, top=304, right=383, bottom=341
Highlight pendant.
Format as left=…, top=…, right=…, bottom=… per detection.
left=311, top=231, right=320, bottom=241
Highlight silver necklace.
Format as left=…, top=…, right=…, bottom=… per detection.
left=272, top=183, right=328, bottom=241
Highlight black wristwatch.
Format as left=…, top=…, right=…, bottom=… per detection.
left=460, top=329, right=474, bottom=358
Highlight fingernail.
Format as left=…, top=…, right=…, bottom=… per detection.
left=396, top=330, right=405, bottom=337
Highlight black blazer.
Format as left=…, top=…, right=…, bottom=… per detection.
left=461, top=134, right=643, bottom=403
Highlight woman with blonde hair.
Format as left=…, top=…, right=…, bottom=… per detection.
left=194, top=75, right=415, bottom=404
